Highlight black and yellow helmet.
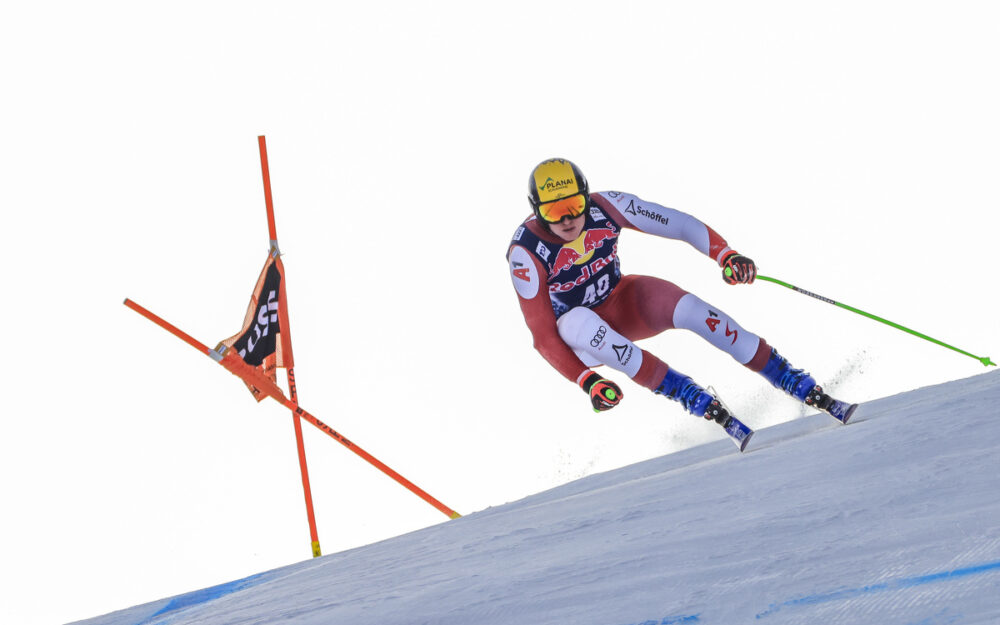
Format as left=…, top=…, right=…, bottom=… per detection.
left=527, top=158, right=589, bottom=222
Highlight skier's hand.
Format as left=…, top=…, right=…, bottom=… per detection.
left=721, top=251, right=757, bottom=285
left=581, top=372, right=623, bottom=412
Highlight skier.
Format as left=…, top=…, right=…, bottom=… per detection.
left=507, top=158, right=854, bottom=435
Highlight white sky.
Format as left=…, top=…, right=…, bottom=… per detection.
left=2, top=2, right=998, bottom=624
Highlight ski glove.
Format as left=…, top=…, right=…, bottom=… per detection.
left=721, top=251, right=757, bottom=285
left=581, top=372, right=623, bottom=412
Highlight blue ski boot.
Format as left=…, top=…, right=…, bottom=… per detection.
left=759, top=348, right=817, bottom=401
left=655, top=368, right=716, bottom=418
left=655, top=369, right=755, bottom=450
left=760, top=348, right=857, bottom=423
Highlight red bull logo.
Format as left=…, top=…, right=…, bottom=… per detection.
left=549, top=239, right=619, bottom=293
left=550, top=227, right=617, bottom=278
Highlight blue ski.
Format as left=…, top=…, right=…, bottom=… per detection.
left=722, top=415, right=754, bottom=452
left=807, top=386, right=859, bottom=425
left=824, top=398, right=858, bottom=424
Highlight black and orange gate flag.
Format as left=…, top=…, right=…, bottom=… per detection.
left=123, top=297, right=462, bottom=520
left=216, top=253, right=293, bottom=402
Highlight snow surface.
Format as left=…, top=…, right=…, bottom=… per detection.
left=72, top=371, right=1000, bottom=625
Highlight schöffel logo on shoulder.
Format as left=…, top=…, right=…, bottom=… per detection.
left=625, top=199, right=669, bottom=226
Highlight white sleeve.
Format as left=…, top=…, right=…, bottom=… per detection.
left=594, top=191, right=732, bottom=263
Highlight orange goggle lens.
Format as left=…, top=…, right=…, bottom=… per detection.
left=538, top=193, right=587, bottom=223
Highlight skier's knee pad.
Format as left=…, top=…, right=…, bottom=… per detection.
left=672, top=294, right=761, bottom=365
left=557, top=307, right=643, bottom=377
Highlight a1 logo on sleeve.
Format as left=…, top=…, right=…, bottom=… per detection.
left=509, top=246, right=539, bottom=299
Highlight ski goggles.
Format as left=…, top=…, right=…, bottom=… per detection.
left=537, top=193, right=588, bottom=223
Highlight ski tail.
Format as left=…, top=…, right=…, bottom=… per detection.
left=706, top=387, right=754, bottom=452
left=724, top=416, right=754, bottom=452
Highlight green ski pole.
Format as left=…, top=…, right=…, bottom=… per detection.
left=742, top=271, right=995, bottom=367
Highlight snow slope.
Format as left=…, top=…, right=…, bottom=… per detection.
left=73, top=371, right=1000, bottom=625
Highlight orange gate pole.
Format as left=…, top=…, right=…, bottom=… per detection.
left=258, top=135, right=323, bottom=557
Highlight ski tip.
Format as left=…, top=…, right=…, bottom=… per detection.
left=739, top=430, right=754, bottom=452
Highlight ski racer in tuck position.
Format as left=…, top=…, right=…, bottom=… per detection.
left=507, top=158, right=856, bottom=439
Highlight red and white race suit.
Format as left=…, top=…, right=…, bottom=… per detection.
left=507, top=191, right=772, bottom=391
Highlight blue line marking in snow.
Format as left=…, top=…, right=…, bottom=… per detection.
left=755, top=558, right=1000, bottom=619
left=136, top=572, right=268, bottom=624
left=622, top=615, right=700, bottom=625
